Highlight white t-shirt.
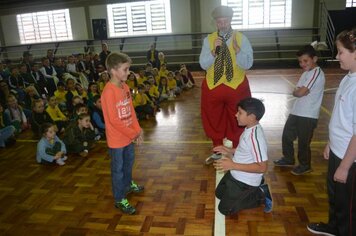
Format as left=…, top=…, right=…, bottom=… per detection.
left=290, top=67, right=325, bottom=119
left=230, top=124, right=268, bottom=186
left=329, top=72, right=356, bottom=159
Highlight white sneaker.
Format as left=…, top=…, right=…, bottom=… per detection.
left=56, top=158, right=65, bottom=166
left=61, top=156, right=68, bottom=161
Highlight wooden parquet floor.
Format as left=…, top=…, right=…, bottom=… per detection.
left=0, top=68, right=346, bottom=236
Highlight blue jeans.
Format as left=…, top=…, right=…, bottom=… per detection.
left=0, top=126, right=15, bottom=147
left=109, top=143, right=135, bottom=202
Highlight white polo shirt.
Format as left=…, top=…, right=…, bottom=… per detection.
left=231, top=124, right=268, bottom=186
left=329, top=72, right=356, bottom=159
left=290, top=67, right=325, bottom=119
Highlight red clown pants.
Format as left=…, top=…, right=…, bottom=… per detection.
left=201, top=78, right=251, bottom=148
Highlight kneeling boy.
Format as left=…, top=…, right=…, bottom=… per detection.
left=213, top=97, right=272, bottom=215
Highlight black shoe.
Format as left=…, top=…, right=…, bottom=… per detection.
left=307, top=222, right=337, bottom=236
left=115, top=198, right=136, bottom=214
left=260, top=184, right=273, bottom=213
left=291, top=165, right=312, bottom=175
left=273, top=158, right=294, bottom=167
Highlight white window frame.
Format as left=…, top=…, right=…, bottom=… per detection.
left=346, top=0, right=356, bottom=7
left=17, top=9, right=73, bottom=44
left=221, top=0, right=292, bottom=29
left=107, top=0, right=172, bottom=37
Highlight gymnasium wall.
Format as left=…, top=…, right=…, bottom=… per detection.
left=0, top=0, right=347, bottom=60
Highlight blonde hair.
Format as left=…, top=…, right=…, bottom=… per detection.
left=105, top=52, right=132, bottom=73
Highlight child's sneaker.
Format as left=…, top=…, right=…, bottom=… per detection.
left=273, top=157, right=294, bottom=167
left=115, top=198, right=136, bottom=214
left=56, top=158, right=65, bottom=166
left=260, top=184, right=273, bottom=213
left=205, top=153, right=222, bottom=165
left=291, top=165, right=312, bottom=175
left=61, top=155, right=68, bottom=161
left=126, top=181, right=144, bottom=195
left=307, top=222, right=337, bottom=236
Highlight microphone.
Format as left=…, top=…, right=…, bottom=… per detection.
left=215, top=31, right=223, bottom=54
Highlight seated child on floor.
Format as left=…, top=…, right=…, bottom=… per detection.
left=36, top=122, right=67, bottom=166
left=126, top=72, right=138, bottom=94
left=147, top=75, right=160, bottom=102
left=213, top=97, right=272, bottom=215
left=98, top=71, right=110, bottom=92
left=91, top=95, right=105, bottom=137
left=65, top=78, right=79, bottom=114
left=46, top=96, right=68, bottom=132
left=167, top=71, right=181, bottom=96
left=143, top=81, right=159, bottom=111
left=158, top=76, right=171, bottom=101
left=70, top=103, right=88, bottom=121
left=54, top=81, right=67, bottom=111
left=63, top=113, right=96, bottom=157
left=31, top=98, right=55, bottom=138
left=4, top=94, right=28, bottom=133
left=133, top=84, right=155, bottom=120
left=0, top=103, right=16, bottom=148
left=87, top=82, right=100, bottom=110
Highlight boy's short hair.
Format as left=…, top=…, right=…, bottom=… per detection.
left=105, top=52, right=132, bottom=72
left=75, top=103, right=87, bottom=113
left=296, top=45, right=317, bottom=58
left=32, top=98, right=43, bottom=109
left=237, top=97, right=265, bottom=121
left=77, top=113, right=90, bottom=120
left=40, top=122, right=55, bottom=135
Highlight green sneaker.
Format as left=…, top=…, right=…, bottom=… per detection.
left=115, top=198, right=136, bottom=214
left=126, top=181, right=144, bottom=195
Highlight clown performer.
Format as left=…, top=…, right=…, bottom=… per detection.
left=199, top=5, right=253, bottom=164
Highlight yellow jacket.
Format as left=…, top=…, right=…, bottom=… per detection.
left=46, top=105, right=66, bottom=121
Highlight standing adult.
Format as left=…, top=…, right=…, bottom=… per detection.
left=22, top=51, right=34, bottom=73
left=99, top=43, right=111, bottom=69
left=199, top=5, right=253, bottom=160
left=146, top=43, right=159, bottom=69
left=46, top=49, right=55, bottom=66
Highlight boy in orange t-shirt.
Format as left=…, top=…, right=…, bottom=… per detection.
left=101, top=52, right=144, bottom=215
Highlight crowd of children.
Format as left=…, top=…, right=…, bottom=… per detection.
left=0, top=49, right=196, bottom=166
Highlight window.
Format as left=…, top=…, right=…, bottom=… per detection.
left=17, top=9, right=73, bottom=44
left=107, top=0, right=172, bottom=37
left=222, top=0, right=292, bottom=29
left=346, top=0, right=356, bottom=7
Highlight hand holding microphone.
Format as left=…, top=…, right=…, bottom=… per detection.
left=214, top=36, right=223, bottom=55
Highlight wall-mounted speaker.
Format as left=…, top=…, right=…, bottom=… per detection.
left=92, top=19, right=108, bottom=40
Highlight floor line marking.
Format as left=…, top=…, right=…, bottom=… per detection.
left=15, top=139, right=328, bottom=145
left=321, top=106, right=332, bottom=117
left=215, top=170, right=225, bottom=236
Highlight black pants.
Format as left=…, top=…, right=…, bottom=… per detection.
left=215, top=171, right=264, bottom=215
left=327, top=150, right=356, bottom=236
left=282, top=114, right=317, bottom=167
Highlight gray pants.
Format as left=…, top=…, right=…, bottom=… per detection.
left=282, top=114, right=317, bottom=168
